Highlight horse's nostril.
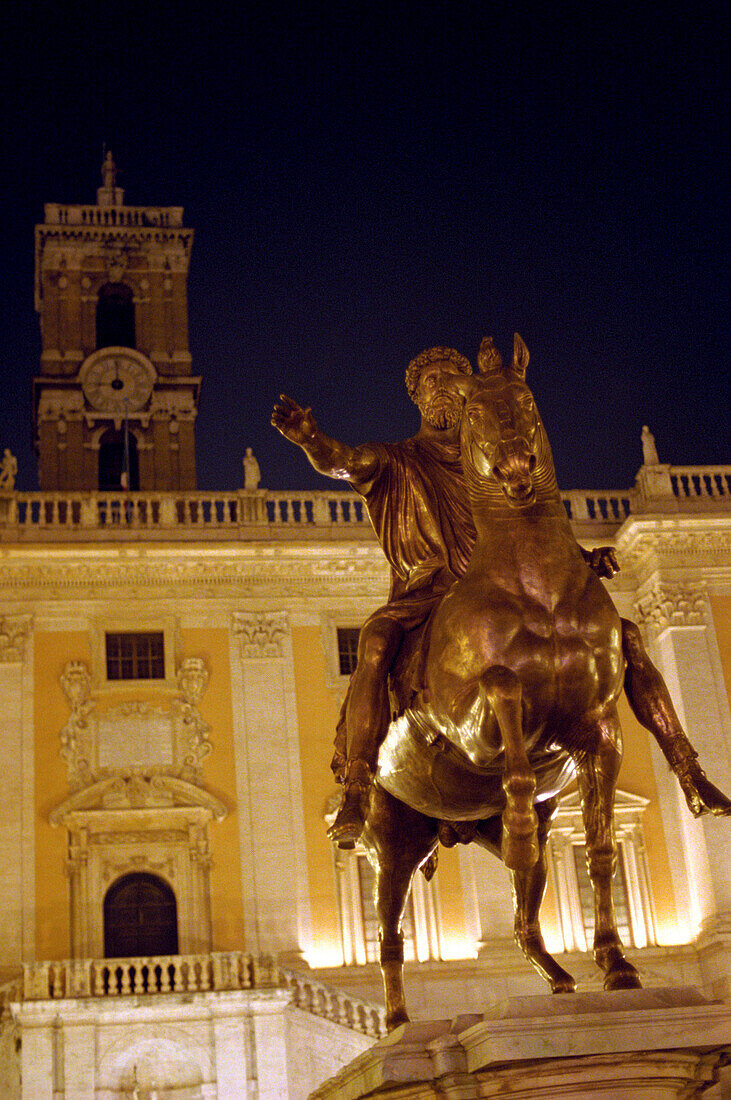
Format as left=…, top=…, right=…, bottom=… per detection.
left=493, top=465, right=503, bottom=480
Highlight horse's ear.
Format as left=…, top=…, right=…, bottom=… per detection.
left=477, top=336, right=504, bottom=378
left=511, top=333, right=529, bottom=379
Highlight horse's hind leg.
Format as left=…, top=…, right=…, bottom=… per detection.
left=512, top=798, right=576, bottom=993
left=480, top=666, right=538, bottom=870
left=364, top=784, right=437, bottom=1031
left=577, top=707, right=641, bottom=990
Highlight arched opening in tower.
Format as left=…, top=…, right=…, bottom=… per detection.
left=96, top=282, right=135, bottom=349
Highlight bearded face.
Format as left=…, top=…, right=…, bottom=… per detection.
left=414, top=362, right=464, bottom=429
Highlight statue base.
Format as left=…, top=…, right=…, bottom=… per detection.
left=309, top=987, right=731, bottom=1099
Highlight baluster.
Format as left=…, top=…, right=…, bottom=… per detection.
left=199, top=956, right=211, bottom=991
left=160, top=961, right=172, bottom=993
left=211, top=953, right=224, bottom=990
left=120, top=963, right=131, bottom=995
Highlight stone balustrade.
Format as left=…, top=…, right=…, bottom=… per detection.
left=670, top=465, right=731, bottom=502
left=11, top=956, right=385, bottom=1037
left=0, top=465, right=727, bottom=544
left=280, top=970, right=386, bottom=1039
left=21, top=952, right=277, bottom=1000
left=44, top=203, right=183, bottom=228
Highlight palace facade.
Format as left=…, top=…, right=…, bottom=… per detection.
left=0, top=163, right=729, bottom=1098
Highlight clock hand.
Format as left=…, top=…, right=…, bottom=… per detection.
left=111, top=358, right=124, bottom=391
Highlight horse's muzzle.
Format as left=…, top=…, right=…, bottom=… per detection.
left=492, top=444, right=537, bottom=505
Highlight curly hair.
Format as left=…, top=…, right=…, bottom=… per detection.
left=405, top=346, right=472, bottom=402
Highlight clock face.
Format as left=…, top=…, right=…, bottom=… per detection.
left=80, top=349, right=156, bottom=412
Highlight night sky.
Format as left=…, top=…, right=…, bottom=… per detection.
left=1, top=4, right=727, bottom=493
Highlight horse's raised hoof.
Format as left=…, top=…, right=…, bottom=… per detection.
left=386, top=1008, right=410, bottom=1032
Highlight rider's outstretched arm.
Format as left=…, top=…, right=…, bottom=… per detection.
left=271, top=394, right=380, bottom=486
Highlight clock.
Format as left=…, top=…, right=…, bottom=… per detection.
left=79, top=348, right=156, bottom=413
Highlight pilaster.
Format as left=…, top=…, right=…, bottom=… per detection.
left=231, top=612, right=312, bottom=961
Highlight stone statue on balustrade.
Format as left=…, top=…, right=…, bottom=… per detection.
left=273, top=336, right=729, bottom=1029
left=0, top=448, right=17, bottom=490
left=641, top=424, right=660, bottom=466
left=243, top=446, right=261, bottom=490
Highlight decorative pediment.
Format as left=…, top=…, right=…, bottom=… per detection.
left=50, top=773, right=227, bottom=825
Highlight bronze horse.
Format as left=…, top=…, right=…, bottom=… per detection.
left=363, top=334, right=643, bottom=1029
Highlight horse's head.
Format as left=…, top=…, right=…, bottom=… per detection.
left=459, top=334, right=549, bottom=508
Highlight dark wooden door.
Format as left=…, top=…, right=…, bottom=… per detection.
left=104, top=872, right=179, bottom=958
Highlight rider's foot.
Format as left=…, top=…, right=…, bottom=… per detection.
left=678, top=761, right=731, bottom=817
left=327, top=759, right=372, bottom=844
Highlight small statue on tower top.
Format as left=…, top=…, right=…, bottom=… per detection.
left=641, top=424, right=660, bottom=466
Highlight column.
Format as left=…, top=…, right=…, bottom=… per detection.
left=0, top=617, right=34, bottom=968
left=231, top=613, right=312, bottom=961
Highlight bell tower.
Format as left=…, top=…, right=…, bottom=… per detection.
left=33, top=153, right=200, bottom=490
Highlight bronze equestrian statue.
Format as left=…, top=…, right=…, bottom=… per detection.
left=273, top=335, right=729, bottom=1030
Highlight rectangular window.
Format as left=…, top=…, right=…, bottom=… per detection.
left=336, top=627, right=360, bottom=676
left=106, top=631, right=165, bottom=681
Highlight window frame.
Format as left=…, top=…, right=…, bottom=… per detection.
left=105, top=630, right=166, bottom=682
left=89, top=615, right=179, bottom=692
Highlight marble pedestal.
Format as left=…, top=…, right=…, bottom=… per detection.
left=310, top=987, right=731, bottom=1099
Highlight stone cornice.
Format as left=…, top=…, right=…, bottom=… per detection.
left=614, top=514, right=731, bottom=581
left=0, top=542, right=390, bottom=600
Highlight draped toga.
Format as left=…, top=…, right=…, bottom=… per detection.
left=351, top=434, right=476, bottom=626
left=331, top=433, right=477, bottom=780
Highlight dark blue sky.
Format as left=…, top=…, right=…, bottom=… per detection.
left=0, top=3, right=727, bottom=492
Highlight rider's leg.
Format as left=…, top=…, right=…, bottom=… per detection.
left=576, top=706, right=641, bottom=990
left=328, top=616, right=405, bottom=844
left=622, top=619, right=730, bottom=816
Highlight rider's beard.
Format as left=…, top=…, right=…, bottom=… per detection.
left=420, top=393, right=461, bottom=429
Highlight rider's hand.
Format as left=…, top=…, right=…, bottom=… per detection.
left=271, top=394, right=318, bottom=446
left=588, top=546, right=620, bottom=579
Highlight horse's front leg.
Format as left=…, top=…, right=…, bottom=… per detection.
left=512, top=797, right=576, bottom=993
left=576, top=709, right=641, bottom=990
left=479, top=666, right=538, bottom=870
left=364, top=784, right=438, bottom=1031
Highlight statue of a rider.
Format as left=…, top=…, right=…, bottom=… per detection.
left=272, top=342, right=728, bottom=843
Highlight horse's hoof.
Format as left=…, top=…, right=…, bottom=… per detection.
left=551, top=976, right=577, bottom=994
left=603, top=968, right=642, bottom=991
left=386, top=1009, right=410, bottom=1032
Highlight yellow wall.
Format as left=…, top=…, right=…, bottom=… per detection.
left=33, top=627, right=245, bottom=959
left=185, top=628, right=245, bottom=951
left=291, top=626, right=343, bottom=961
left=34, top=632, right=89, bottom=958
left=710, top=592, right=731, bottom=711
